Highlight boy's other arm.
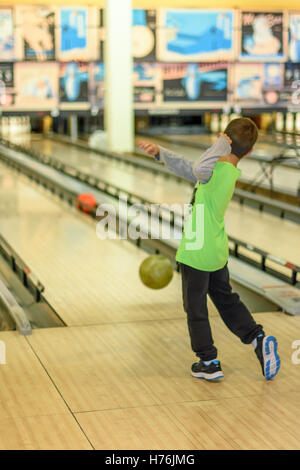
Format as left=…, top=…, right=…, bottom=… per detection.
left=192, top=135, right=231, bottom=183
left=138, top=135, right=231, bottom=184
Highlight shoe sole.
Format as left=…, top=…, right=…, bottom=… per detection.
left=191, top=371, right=224, bottom=381
left=263, top=336, right=281, bottom=380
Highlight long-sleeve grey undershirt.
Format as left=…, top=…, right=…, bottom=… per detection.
left=155, top=136, right=231, bottom=184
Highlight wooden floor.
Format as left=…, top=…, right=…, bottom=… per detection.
left=0, top=162, right=300, bottom=450
left=1, top=312, right=300, bottom=450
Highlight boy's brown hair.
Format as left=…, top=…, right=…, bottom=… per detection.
left=224, top=117, right=258, bottom=158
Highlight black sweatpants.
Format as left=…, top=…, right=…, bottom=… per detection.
left=180, top=262, right=264, bottom=361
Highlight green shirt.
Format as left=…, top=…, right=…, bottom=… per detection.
left=176, top=161, right=241, bottom=272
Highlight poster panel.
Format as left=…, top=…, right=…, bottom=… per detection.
left=157, top=9, right=235, bottom=62
left=15, top=6, right=56, bottom=61
left=232, top=63, right=264, bottom=103
left=133, top=63, right=158, bottom=103
left=89, top=62, right=158, bottom=109
left=284, top=62, right=300, bottom=87
left=240, top=11, right=285, bottom=61
left=162, top=63, right=228, bottom=103
left=132, top=9, right=156, bottom=61
left=0, top=63, right=15, bottom=106
left=59, top=62, right=89, bottom=104
left=57, top=7, right=98, bottom=61
left=284, top=62, right=300, bottom=105
left=289, top=14, right=300, bottom=62
left=232, top=63, right=285, bottom=106
left=15, top=62, right=58, bottom=109
left=0, top=9, right=14, bottom=61
left=89, top=62, right=105, bottom=109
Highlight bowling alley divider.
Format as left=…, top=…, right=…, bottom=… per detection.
left=0, top=275, right=31, bottom=335
left=0, top=233, right=45, bottom=303
left=0, top=232, right=65, bottom=333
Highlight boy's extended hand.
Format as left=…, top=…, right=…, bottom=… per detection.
left=138, top=141, right=159, bottom=156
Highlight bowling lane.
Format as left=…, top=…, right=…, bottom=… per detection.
left=5, top=134, right=300, bottom=266
left=0, top=161, right=187, bottom=327
left=12, top=135, right=193, bottom=206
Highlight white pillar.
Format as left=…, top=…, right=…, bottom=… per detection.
left=104, top=0, right=134, bottom=152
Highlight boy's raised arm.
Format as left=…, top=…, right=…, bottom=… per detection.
left=138, top=134, right=232, bottom=184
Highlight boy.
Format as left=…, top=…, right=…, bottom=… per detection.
left=139, top=118, right=280, bottom=381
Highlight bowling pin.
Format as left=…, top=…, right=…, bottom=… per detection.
left=18, top=117, right=22, bottom=134
left=285, top=112, right=294, bottom=132
left=220, top=113, right=230, bottom=132
left=9, top=116, right=14, bottom=135
left=295, top=112, right=300, bottom=132
left=15, top=117, right=20, bottom=135
left=15, top=116, right=19, bottom=135
left=2, top=117, right=8, bottom=137
left=229, top=113, right=240, bottom=123
left=210, top=113, right=220, bottom=133
left=230, top=106, right=241, bottom=122
left=16, top=117, right=21, bottom=135
left=275, top=112, right=284, bottom=132
left=21, top=117, right=26, bottom=134
left=21, top=117, right=25, bottom=135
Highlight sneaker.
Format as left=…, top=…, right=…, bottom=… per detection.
left=255, top=335, right=280, bottom=380
left=191, top=359, right=224, bottom=381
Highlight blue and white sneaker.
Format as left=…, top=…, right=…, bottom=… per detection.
left=255, top=335, right=280, bottom=380
left=191, top=359, right=224, bottom=381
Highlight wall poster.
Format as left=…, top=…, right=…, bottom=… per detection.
left=59, top=62, right=89, bottom=104
left=232, top=62, right=285, bottom=106
left=0, top=63, right=15, bottom=106
left=0, top=9, right=14, bottom=61
left=162, top=63, right=228, bottom=103
left=89, top=62, right=105, bottom=109
left=240, top=11, right=285, bottom=61
left=58, top=7, right=98, bottom=61
left=15, top=62, right=58, bottom=108
left=133, top=63, right=158, bottom=104
left=15, top=6, right=56, bottom=61
left=157, top=9, right=235, bottom=62
left=289, top=14, right=300, bottom=62
left=132, top=9, right=156, bottom=61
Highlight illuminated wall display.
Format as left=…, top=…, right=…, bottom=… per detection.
left=0, top=6, right=299, bottom=112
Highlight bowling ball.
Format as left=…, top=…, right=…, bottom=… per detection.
left=139, top=254, right=173, bottom=290
left=76, top=193, right=97, bottom=214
